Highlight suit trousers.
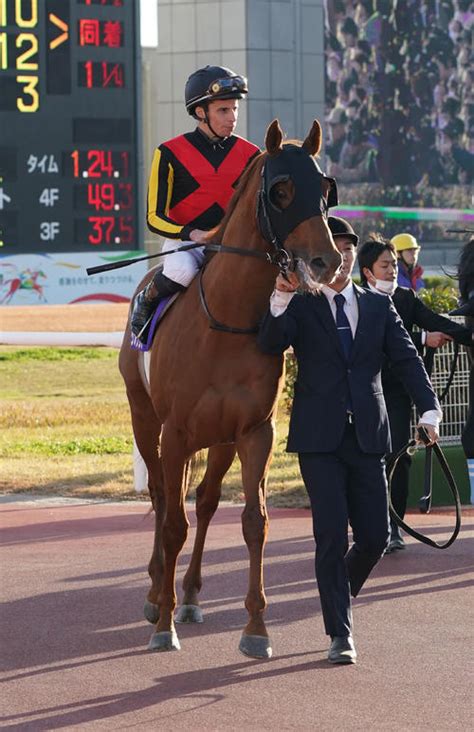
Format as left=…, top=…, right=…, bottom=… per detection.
left=385, top=391, right=413, bottom=523
left=299, top=422, right=390, bottom=638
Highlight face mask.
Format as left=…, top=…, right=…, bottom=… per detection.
left=374, top=279, right=397, bottom=295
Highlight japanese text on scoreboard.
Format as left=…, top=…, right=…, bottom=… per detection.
left=0, top=0, right=140, bottom=253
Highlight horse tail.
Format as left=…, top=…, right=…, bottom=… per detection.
left=185, top=450, right=206, bottom=495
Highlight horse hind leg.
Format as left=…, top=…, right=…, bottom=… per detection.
left=236, top=421, right=274, bottom=659
left=176, top=443, right=237, bottom=624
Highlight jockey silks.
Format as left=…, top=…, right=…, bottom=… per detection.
left=147, top=129, right=259, bottom=240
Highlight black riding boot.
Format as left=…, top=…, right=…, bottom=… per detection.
left=131, top=271, right=184, bottom=340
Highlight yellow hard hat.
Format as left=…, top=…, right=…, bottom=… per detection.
left=391, top=233, right=420, bottom=252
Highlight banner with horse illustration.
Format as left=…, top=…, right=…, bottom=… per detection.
left=0, top=251, right=147, bottom=306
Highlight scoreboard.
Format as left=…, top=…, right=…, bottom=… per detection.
left=0, top=0, right=141, bottom=254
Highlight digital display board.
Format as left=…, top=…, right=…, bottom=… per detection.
left=0, top=0, right=141, bottom=254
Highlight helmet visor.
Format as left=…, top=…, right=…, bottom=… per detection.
left=207, top=75, right=248, bottom=97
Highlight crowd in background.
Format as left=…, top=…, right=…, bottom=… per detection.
left=324, top=0, right=474, bottom=187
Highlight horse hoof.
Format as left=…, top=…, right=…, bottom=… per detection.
left=143, top=600, right=160, bottom=625
left=148, top=630, right=181, bottom=652
left=175, top=604, right=204, bottom=624
left=239, top=634, right=272, bottom=659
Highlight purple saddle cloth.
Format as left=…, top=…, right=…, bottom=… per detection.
left=130, top=293, right=180, bottom=352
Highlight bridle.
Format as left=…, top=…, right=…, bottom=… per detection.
left=198, top=150, right=337, bottom=335
left=387, top=427, right=461, bottom=549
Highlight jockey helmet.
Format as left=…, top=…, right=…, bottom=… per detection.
left=185, top=65, right=248, bottom=118
left=328, top=216, right=359, bottom=246
left=391, top=233, right=420, bottom=252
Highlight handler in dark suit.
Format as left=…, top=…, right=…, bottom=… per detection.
left=357, top=237, right=472, bottom=552
left=258, top=216, right=442, bottom=665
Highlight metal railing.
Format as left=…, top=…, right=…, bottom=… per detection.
left=412, top=317, right=471, bottom=445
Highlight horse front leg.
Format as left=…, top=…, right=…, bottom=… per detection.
left=176, top=443, right=237, bottom=624
left=236, top=420, right=275, bottom=659
left=148, top=423, right=189, bottom=652
left=125, top=389, right=164, bottom=626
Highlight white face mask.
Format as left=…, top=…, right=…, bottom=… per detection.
left=374, top=279, right=397, bottom=295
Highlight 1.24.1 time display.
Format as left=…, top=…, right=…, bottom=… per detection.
left=66, top=148, right=136, bottom=246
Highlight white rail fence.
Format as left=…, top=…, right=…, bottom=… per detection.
left=0, top=331, right=124, bottom=348
left=411, top=317, right=471, bottom=445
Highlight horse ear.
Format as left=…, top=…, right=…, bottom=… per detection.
left=302, top=120, right=322, bottom=156
left=265, top=119, right=283, bottom=156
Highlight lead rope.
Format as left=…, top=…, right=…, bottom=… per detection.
left=387, top=427, right=462, bottom=549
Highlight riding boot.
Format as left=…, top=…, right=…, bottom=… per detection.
left=131, top=271, right=185, bottom=339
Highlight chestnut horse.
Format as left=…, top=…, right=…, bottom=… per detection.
left=119, top=119, right=341, bottom=658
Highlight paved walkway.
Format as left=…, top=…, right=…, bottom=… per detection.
left=1, top=497, right=473, bottom=730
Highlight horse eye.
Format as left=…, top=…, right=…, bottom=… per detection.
left=270, top=185, right=287, bottom=207
left=269, top=178, right=294, bottom=210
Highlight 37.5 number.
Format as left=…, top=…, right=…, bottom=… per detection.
left=88, top=216, right=133, bottom=245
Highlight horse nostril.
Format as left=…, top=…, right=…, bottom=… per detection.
left=311, top=257, right=327, bottom=270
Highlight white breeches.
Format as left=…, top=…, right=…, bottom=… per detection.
left=161, top=238, right=206, bottom=287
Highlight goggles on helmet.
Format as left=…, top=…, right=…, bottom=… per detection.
left=207, top=75, right=248, bottom=97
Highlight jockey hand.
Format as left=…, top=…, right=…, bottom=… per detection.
left=425, top=331, right=453, bottom=348
left=275, top=272, right=300, bottom=292
left=189, top=228, right=208, bottom=243
left=416, top=423, right=439, bottom=446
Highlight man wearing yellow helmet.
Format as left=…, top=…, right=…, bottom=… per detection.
left=391, top=233, right=425, bottom=291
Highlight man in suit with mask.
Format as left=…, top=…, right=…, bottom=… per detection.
left=358, top=235, right=472, bottom=551
left=257, top=216, right=441, bottom=665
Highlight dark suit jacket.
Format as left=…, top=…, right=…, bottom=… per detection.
left=383, top=286, right=472, bottom=394
left=258, top=284, right=440, bottom=454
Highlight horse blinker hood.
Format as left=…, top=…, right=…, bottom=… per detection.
left=258, top=144, right=337, bottom=247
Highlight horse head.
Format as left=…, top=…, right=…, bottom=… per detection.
left=260, top=119, right=342, bottom=291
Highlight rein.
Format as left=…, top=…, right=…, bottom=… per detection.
left=387, top=428, right=461, bottom=549
left=198, top=244, right=293, bottom=335
left=198, top=267, right=258, bottom=335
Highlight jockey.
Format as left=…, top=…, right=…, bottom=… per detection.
left=391, top=233, right=425, bottom=292
left=131, top=65, right=260, bottom=339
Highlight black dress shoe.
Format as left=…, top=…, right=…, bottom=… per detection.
left=328, top=635, right=357, bottom=664
left=385, top=536, right=406, bottom=553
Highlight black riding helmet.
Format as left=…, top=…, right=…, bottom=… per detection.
left=185, top=65, right=248, bottom=119
left=328, top=216, right=359, bottom=246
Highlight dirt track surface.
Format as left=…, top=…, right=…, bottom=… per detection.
left=1, top=497, right=472, bottom=731
left=1, top=303, right=129, bottom=332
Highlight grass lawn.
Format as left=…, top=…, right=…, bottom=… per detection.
left=1, top=345, right=469, bottom=508
left=0, top=346, right=306, bottom=506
